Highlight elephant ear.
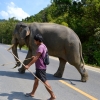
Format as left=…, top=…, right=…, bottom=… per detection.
left=20, top=26, right=30, bottom=39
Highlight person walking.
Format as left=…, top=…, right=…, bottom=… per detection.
left=25, top=34, right=56, bottom=100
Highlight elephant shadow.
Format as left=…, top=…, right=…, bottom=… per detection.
left=0, top=92, right=42, bottom=100
left=0, top=70, right=80, bottom=84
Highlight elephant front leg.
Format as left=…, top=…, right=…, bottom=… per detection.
left=54, top=58, right=66, bottom=78
left=18, top=50, right=32, bottom=73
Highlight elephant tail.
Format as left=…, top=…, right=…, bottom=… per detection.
left=79, top=42, right=85, bottom=68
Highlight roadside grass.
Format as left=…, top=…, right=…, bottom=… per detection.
left=22, top=45, right=28, bottom=50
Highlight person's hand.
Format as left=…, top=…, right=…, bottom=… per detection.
left=32, top=56, right=35, bottom=59
left=24, top=65, right=30, bottom=69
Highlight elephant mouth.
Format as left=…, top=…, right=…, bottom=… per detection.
left=18, top=39, right=26, bottom=50
left=18, top=38, right=25, bottom=45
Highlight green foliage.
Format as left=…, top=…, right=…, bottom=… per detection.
left=61, top=22, right=68, bottom=26
left=83, top=27, right=100, bottom=66
left=22, top=45, right=28, bottom=50
left=83, top=37, right=97, bottom=65
left=1, top=0, right=100, bottom=66
left=93, top=50, right=100, bottom=65
left=91, top=27, right=100, bottom=65
left=94, top=28, right=100, bottom=45
left=0, top=18, right=18, bottom=44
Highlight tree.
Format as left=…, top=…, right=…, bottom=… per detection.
left=0, top=18, right=18, bottom=44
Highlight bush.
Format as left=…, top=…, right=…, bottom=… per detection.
left=83, top=28, right=100, bottom=67
left=93, top=50, right=100, bottom=65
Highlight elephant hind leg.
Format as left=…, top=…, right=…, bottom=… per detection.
left=70, top=62, right=88, bottom=82
left=67, top=52, right=88, bottom=82
left=54, top=58, right=66, bottom=78
left=79, top=65, right=88, bottom=82
left=66, top=44, right=88, bottom=82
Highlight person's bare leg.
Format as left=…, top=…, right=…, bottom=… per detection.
left=44, top=80, right=56, bottom=100
left=30, top=79, right=39, bottom=96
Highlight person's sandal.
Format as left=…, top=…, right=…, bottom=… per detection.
left=48, top=97, right=56, bottom=100
left=25, top=93, right=34, bottom=97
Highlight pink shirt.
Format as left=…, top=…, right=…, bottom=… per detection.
left=35, top=43, right=47, bottom=69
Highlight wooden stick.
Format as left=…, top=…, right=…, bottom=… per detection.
left=8, top=50, right=52, bottom=92
left=7, top=44, right=14, bottom=51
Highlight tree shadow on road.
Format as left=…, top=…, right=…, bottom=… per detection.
left=0, top=70, right=80, bottom=84
left=0, top=92, right=43, bottom=100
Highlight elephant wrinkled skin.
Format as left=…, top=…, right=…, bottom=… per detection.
left=11, top=22, right=88, bottom=82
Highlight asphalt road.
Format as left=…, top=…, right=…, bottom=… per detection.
left=0, top=44, right=100, bottom=100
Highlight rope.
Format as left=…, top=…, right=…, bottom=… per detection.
left=1, top=57, right=32, bottom=66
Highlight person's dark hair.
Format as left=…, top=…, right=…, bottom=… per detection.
left=34, top=34, right=43, bottom=42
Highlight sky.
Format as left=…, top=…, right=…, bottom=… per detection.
left=0, top=0, right=51, bottom=20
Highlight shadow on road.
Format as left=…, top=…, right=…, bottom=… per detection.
left=0, top=70, right=80, bottom=84
left=0, top=70, right=59, bottom=80
left=0, top=92, right=42, bottom=100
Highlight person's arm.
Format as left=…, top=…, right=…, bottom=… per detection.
left=25, top=52, right=41, bottom=69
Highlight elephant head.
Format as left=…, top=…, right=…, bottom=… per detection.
left=11, top=22, right=30, bottom=67
left=13, top=22, right=30, bottom=45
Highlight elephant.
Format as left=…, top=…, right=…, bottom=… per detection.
left=11, top=22, right=88, bottom=82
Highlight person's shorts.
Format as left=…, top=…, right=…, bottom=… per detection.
left=35, top=69, right=47, bottom=82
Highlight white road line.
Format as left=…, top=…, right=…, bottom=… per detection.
left=85, top=65, right=100, bottom=73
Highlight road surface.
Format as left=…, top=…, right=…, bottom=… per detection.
left=0, top=44, right=100, bottom=100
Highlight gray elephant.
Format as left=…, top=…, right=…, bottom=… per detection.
left=11, top=22, right=88, bottom=82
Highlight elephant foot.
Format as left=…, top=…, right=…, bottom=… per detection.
left=81, top=73, right=88, bottom=82
left=54, top=72, right=63, bottom=78
left=18, top=68, right=25, bottom=74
